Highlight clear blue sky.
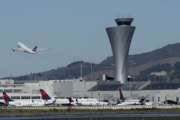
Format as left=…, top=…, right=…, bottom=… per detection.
left=0, top=0, right=180, bottom=77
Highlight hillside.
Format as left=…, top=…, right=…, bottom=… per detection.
left=5, top=42, right=180, bottom=81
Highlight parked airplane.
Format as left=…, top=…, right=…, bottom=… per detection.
left=56, top=97, right=108, bottom=106
left=39, top=89, right=56, bottom=105
left=76, top=98, right=108, bottom=106
left=2, top=92, right=33, bottom=106
left=12, top=42, right=46, bottom=54
left=117, top=87, right=152, bottom=106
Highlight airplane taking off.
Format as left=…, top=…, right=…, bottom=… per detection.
left=12, top=42, right=47, bottom=54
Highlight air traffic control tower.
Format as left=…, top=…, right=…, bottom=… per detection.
left=106, top=18, right=135, bottom=84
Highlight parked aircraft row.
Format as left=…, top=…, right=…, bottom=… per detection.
left=1, top=89, right=55, bottom=107
left=0, top=87, right=156, bottom=107
left=0, top=89, right=108, bottom=107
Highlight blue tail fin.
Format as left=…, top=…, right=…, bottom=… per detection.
left=32, top=46, right=37, bottom=52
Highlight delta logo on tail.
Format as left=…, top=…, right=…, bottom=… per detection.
left=40, top=89, right=51, bottom=100
left=39, top=89, right=56, bottom=105
left=3, top=91, right=13, bottom=105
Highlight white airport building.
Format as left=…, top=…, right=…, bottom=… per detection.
left=0, top=79, right=180, bottom=105
left=0, top=79, right=97, bottom=99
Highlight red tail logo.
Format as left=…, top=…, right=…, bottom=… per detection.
left=3, top=92, right=12, bottom=105
left=40, top=89, right=51, bottom=100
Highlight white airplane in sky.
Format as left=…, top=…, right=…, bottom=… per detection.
left=12, top=42, right=46, bottom=54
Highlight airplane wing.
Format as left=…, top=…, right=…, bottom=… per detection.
left=17, top=42, right=32, bottom=51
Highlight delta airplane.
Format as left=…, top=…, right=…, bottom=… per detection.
left=12, top=42, right=47, bottom=54
left=117, top=87, right=152, bottom=106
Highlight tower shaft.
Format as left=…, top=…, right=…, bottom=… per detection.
left=106, top=18, right=135, bottom=84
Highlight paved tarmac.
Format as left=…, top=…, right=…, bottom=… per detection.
left=0, top=112, right=180, bottom=120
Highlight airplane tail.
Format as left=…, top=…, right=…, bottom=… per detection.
left=118, top=86, right=125, bottom=101
left=3, top=92, right=13, bottom=105
left=68, top=97, right=74, bottom=103
left=11, top=48, right=16, bottom=52
left=32, top=46, right=38, bottom=52
left=40, top=89, right=51, bottom=100
left=139, top=97, right=146, bottom=105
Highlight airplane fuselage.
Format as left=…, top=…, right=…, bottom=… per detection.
left=117, top=99, right=141, bottom=106
left=13, top=48, right=36, bottom=54
left=6, top=98, right=55, bottom=107
left=12, top=42, right=37, bottom=54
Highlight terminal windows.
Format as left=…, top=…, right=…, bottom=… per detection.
left=14, top=89, right=22, bottom=93
left=31, top=96, right=40, bottom=99
left=11, top=96, right=20, bottom=99
left=4, top=89, right=12, bottom=93
left=21, top=96, right=30, bottom=99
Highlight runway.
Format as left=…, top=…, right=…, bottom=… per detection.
left=0, top=112, right=180, bottom=120
left=5, top=104, right=180, bottom=110
left=1, top=105, right=180, bottom=119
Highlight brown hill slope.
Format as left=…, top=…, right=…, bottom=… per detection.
left=6, top=42, right=180, bottom=81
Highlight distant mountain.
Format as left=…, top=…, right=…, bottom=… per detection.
left=5, top=42, right=180, bottom=82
